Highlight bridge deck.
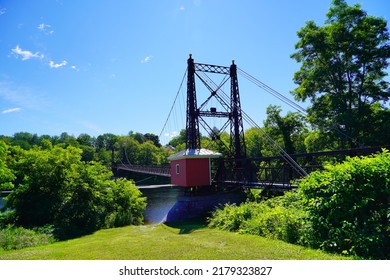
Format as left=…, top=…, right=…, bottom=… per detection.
left=116, top=164, right=171, bottom=177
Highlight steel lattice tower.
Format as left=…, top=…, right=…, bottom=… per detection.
left=185, top=54, right=201, bottom=150
left=230, top=61, right=246, bottom=160
left=185, top=55, right=246, bottom=164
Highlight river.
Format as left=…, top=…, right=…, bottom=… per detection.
left=138, top=185, right=245, bottom=224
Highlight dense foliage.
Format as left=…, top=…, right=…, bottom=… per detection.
left=0, top=225, right=55, bottom=250
left=291, top=0, right=390, bottom=148
left=208, top=191, right=306, bottom=244
left=209, top=150, right=390, bottom=259
left=298, top=149, right=390, bottom=259
left=0, top=141, right=146, bottom=240
left=0, top=141, right=14, bottom=191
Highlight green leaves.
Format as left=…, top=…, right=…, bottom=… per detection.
left=291, top=0, right=390, bottom=148
left=298, top=149, right=390, bottom=258
left=0, top=141, right=15, bottom=192
left=4, top=144, right=146, bottom=239
left=210, top=150, right=389, bottom=259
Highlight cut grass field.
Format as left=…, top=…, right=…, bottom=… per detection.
left=0, top=223, right=351, bottom=260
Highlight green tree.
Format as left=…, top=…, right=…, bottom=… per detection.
left=144, top=133, right=161, bottom=147
left=7, top=145, right=82, bottom=227
left=244, top=128, right=265, bottom=158
left=168, top=129, right=186, bottom=150
left=6, top=144, right=146, bottom=238
left=291, top=0, right=390, bottom=148
left=77, top=133, right=96, bottom=147
left=0, top=141, right=15, bottom=192
left=264, top=105, right=307, bottom=154
left=138, top=141, right=159, bottom=165
left=117, top=136, right=140, bottom=165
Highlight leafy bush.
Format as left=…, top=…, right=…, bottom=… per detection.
left=209, top=150, right=389, bottom=259
left=298, top=149, right=390, bottom=259
left=208, top=191, right=306, bottom=244
left=5, top=145, right=146, bottom=240
left=0, top=225, right=55, bottom=250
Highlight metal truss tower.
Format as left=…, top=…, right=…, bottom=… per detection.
left=185, top=55, right=246, bottom=161
left=186, top=54, right=201, bottom=150
left=230, top=61, right=246, bottom=161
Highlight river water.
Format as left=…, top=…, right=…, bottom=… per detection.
left=138, top=185, right=245, bottom=224
left=139, top=185, right=184, bottom=224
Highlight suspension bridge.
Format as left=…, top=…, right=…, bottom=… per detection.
left=115, top=55, right=389, bottom=193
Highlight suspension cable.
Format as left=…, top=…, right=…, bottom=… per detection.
left=238, top=68, right=307, bottom=114
left=159, top=68, right=187, bottom=140
left=238, top=67, right=363, bottom=147
left=215, top=83, right=308, bottom=176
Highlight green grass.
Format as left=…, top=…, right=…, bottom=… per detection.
left=0, top=223, right=351, bottom=260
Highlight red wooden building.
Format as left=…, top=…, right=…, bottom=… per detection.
left=168, top=148, right=222, bottom=187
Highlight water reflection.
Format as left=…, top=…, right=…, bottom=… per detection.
left=138, top=185, right=246, bottom=224
left=139, top=185, right=184, bottom=224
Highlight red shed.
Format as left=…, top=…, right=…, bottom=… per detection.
left=168, top=148, right=222, bottom=187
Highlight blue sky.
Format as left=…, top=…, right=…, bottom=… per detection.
left=1, top=0, right=389, bottom=144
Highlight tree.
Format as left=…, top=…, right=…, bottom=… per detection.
left=168, top=129, right=186, bottom=150
left=138, top=141, right=159, bottom=165
left=291, top=0, right=390, bottom=148
left=6, top=144, right=146, bottom=238
left=264, top=105, right=307, bottom=154
left=244, top=128, right=265, bottom=158
left=77, top=133, right=96, bottom=147
left=144, top=133, right=161, bottom=147
left=0, top=141, right=15, bottom=192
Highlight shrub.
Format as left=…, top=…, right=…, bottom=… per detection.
left=6, top=145, right=147, bottom=240
left=208, top=191, right=306, bottom=244
left=298, top=149, right=390, bottom=259
left=0, top=225, right=55, bottom=250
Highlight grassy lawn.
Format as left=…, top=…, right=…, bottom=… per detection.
left=0, top=223, right=350, bottom=260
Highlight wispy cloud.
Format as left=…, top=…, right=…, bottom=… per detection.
left=2, top=107, right=21, bottom=114
left=0, top=80, right=48, bottom=110
left=37, top=23, right=54, bottom=35
left=141, top=55, right=153, bottom=63
left=11, top=45, right=44, bottom=61
left=49, top=60, right=67, bottom=68
left=0, top=8, right=6, bottom=16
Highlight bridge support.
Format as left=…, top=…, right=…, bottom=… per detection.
left=186, top=54, right=201, bottom=150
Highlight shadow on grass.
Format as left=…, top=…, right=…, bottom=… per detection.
left=164, top=217, right=208, bottom=234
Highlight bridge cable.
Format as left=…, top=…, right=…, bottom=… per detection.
left=195, top=71, right=308, bottom=177
left=159, top=68, right=188, bottom=141
left=237, top=68, right=363, bottom=147
left=215, top=86, right=308, bottom=177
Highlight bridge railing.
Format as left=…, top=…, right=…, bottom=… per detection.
left=116, top=164, right=171, bottom=177
left=212, top=145, right=390, bottom=190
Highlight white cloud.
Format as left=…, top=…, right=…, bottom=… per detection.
left=0, top=8, right=6, bottom=16
left=2, top=107, right=21, bottom=114
left=11, top=45, right=44, bottom=61
left=37, top=23, right=54, bottom=35
left=179, top=5, right=185, bottom=11
left=141, top=55, right=152, bottom=63
left=71, top=65, right=79, bottom=71
left=49, top=60, right=68, bottom=68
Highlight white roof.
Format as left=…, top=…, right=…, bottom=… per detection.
left=167, top=148, right=222, bottom=161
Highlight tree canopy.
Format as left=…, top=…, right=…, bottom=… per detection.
left=291, top=0, right=390, bottom=148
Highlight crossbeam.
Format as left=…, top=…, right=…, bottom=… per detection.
left=195, top=63, right=230, bottom=74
